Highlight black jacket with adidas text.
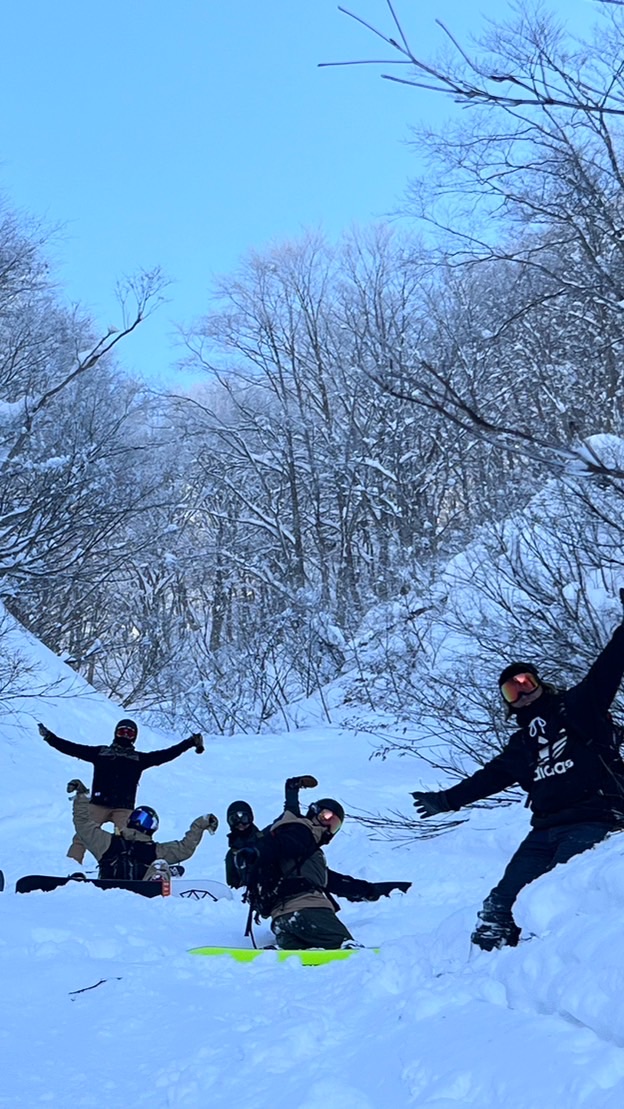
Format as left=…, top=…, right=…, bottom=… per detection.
left=444, top=622, right=624, bottom=829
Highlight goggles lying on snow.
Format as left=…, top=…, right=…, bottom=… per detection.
left=500, top=672, right=540, bottom=704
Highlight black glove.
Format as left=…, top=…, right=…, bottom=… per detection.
left=411, top=791, right=451, bottom=818
left=189, top=732, right=205, bottom=754
left=234, top=846, right=259, bottom=875
left=67, top=778, right=88, bottom=795
left=285, top=775, right=318, bottom=790
left=38, top=722, right=52, bottom=739
left=372, top=881, right=412, bottom=898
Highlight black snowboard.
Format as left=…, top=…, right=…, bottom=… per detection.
left=15, top=874, right=165, bottom=898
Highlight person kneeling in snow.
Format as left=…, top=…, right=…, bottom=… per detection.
left=225, top=801, right=264, bottom=889
left=68, top=779, right=218, bottom=882
left=411, top=591, right=624, bottom=952
left=235, top=782, right=411, bottom=950
left=224, top=776, right=320, bottom=888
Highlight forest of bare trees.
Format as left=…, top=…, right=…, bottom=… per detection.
left=2, top=2, right=624, bottom=738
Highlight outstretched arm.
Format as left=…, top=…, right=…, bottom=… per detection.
left=138, top=736, right=199, bottom=770
left=574, top=603, right=624, bottom=714
left=157, top=814, right=218, bottom=863
left=413, top=739, right=524, bottom=818
left=38, top=723, right=98, bottom=764
left=326, top=871, right=412, bottom=902
left=443, top=749, right=521, bottom=810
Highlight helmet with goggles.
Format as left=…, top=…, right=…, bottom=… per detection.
left=226, top=801, right=254, bottom=829
left=498, top=662, right=541, bottom=705
left=307, top=798, right=345, bottom=835
left=127, top=805, right=159, bottom=835
left=114, top=719, right=138, bottom=745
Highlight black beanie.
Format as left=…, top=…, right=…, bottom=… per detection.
left=498, top=662, right=540, bottom=688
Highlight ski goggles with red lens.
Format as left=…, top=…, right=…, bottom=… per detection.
left=115, top=725, right=136, bottom=740
left=500, top=672, right=540, bottom=704
left=315, top=808, right=343, bottom=835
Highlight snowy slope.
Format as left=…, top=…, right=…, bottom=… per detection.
left=2, top=617, right=624, bottom=1107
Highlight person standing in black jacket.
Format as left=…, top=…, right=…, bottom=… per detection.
left=38, top=718, right=205, bottom=864
left=412, top=594, right=624, bottom=951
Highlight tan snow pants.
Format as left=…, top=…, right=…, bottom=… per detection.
left=67, top=803, right=133, bottom=864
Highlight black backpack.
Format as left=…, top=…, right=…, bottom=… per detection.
left=243, top=863, right=282, bottom=920
left=242, top=836, right=323, bottom=923
left=98, top=836, right=157, bottom=881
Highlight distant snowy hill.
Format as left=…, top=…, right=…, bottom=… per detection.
left=2, top=610, right=624, bottom=1107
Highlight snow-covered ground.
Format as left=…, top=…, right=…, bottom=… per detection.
left=3, top=619, right=624, bottom=1107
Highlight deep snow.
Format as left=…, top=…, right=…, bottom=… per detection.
left=2, top=616, right=624, bottom=1107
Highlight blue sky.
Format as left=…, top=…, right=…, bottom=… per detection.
left=0, top=0, right=590, bottom=385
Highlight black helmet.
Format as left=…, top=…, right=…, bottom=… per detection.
left=498, top=662, right=543, bottom=716
left=226, top=801, right=254, bottom=829
left=127, top=806, right=159, bottom=835
left=307, top=798, right=345, bottom=835
left=498, top=662, right=540, bottom=688
left=114, top=719, right=138, bottom=746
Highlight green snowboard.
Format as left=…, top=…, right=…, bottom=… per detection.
left=189, top=945, right=379, bottom=965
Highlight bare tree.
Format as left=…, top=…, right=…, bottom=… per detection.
left=325, top=1, right=624, bottom=115
left=326, top=3, right=624, bottom=480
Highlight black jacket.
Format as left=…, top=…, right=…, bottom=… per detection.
left=445, top=622, right=624, bottom=828
left=225, top=824, right=263, bottom=888
left=41, top=732, right=195, bottom=809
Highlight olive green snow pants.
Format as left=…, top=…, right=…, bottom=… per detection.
left=271, top=908, right=354, bottom=950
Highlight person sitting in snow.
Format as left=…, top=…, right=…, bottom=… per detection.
left=411, top=590, right=624, bottom=951
left=225, top=800, right=264, bottom=888
left=68, top=779, right=218, bottom=881
left=234, top=780, right=411, bottom=950
left=38, top=718, right=205, bottom=865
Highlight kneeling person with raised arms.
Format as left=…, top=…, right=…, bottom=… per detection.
left=68, top=779, right=218, bottom=882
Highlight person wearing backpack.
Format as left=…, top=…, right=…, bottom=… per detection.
left=68, top=779, right=218, bottom=881
left=38, top=718, right=205, bottom=864
left=411, top=590, right=624, bottom=951
left=235, top=787, right=411, bottom=950
left=224, top=776, right=320, bottom=888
